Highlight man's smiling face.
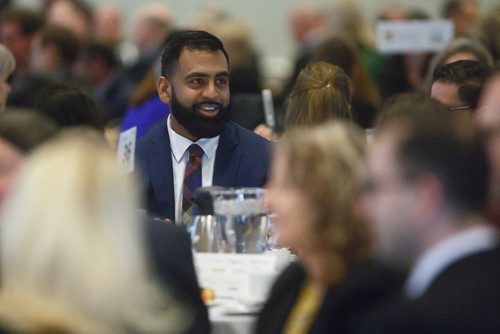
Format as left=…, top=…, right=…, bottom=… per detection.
left=158, top=47, right=231, bottom=140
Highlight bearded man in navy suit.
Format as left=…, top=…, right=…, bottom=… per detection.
left=135, top=30, right=271, bottom=223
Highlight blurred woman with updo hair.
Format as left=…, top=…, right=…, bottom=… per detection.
left=283, top=62, right=353, bottom=131
left=311, top=36, right=381, bottom=129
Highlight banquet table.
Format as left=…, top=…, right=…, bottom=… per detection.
left=210, top=305, right=257, bottom=334
left=194, top=251, right=294, bottom=334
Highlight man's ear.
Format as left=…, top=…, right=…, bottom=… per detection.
left=157, top=76, right=171, bottom=104
left=413, top=172, right=445, bottom=225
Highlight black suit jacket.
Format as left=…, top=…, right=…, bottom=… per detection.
left=255, top=260, right=404, bottom=334
left=136, top=120, right=272, bottom=220
left=362, top=246, right=500, bottom=333
left=144, top=218, right=210, bottom=334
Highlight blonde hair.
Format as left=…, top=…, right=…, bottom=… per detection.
left=0, top=43, right=15, bottom=80
left=277, top=122, right=371, bottom=281
left=284, top=62, right=352, bottom=130
left=208, top=19, right=256, bottom=69
left=0, top=129, right=186, bottom=333
left=324, top=0, right=375, bottom=48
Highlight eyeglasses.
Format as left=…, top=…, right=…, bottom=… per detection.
left=448, top=105, right=471, bottom=111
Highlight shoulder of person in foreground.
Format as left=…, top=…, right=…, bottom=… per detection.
left=354, top=249, right=500, bottom=333
left=143, top=217, right=210, bottom=334
left=255, top=262, right=305, bottom=334
left=331, top=259, right=406, bottom=331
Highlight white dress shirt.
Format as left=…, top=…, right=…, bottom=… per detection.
left=167, top=115, right=219, bottom=223
left=404, top=224, right=498, bottom=299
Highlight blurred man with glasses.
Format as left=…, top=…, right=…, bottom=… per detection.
left=430, top=60, right=493, bottom=113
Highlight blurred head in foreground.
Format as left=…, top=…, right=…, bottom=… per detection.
left=0, top=109, right=56, bottom=206
left=363, top=98, right=488, bottom=268
left=0, top=43, right=14, bottom=111
left=477, top=73, right=500, bottom=207
left=0, top=128, right=186, bottom=333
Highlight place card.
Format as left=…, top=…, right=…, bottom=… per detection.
left=116, top=126, right=137, bottom=172
left=194, top=252, right=290, bottom=300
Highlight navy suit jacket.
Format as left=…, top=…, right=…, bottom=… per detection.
left=135, top=120, right=272, bottom=220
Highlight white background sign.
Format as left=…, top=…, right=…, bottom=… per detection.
left=377, top=20, right=454, bottom=54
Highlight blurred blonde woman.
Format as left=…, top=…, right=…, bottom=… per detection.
left=257, top=122, right=401, bottom=333
left=0, top=44, right=15, bottom=111
left=0, top=129, right=187, bottom=333
left=284, top=62, right=353, bottom=130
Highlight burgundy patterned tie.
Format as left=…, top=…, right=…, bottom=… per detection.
left=182, top=144, right=203, bottom=224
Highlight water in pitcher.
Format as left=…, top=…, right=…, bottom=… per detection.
left=212, top=188, right=269, bottom=253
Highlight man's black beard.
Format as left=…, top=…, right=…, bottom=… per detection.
left=170, top=89, right=231, bottom=139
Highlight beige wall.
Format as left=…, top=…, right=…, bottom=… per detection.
left=18, top=0, right=498, bottom=80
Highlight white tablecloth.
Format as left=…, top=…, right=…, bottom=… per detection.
left=210, top=306, right=256, bottom=334
left=196, top=251, right=294, bottom=334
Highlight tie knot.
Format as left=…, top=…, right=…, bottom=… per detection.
left=188, top=144, right=203, bottom=158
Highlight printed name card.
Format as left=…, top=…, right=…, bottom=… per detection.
left=116, top=127, right=137, bottom=172
left=194, top=252, right=289, bottom=299
left=377, top=20, right=453, bottom=54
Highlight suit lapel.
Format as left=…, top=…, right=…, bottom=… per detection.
left=148, top=123, right=175, bottom=219
left=213, top=122, right=240, bottom=186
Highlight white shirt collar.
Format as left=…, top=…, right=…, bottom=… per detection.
left=167, top=114, right=219, bottom=161
left=405, top=224, right=498, bottom=299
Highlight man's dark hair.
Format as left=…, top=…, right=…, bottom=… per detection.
left=442, top=0, right=477, bottom=18
left=0, top=6, right=45, bottom=36
left=0, top=109, right=58, bottom=153
left=33, top=84, right=104, bottom=131
left=84, top=41, right=119, bottom=69
left=432, top=60, right=495, bottom=108
left=40, top=25, right=80, bottom=66
left=160, top=30, right=229, bottom=76
left=386, top=106, right=489, bottom=213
